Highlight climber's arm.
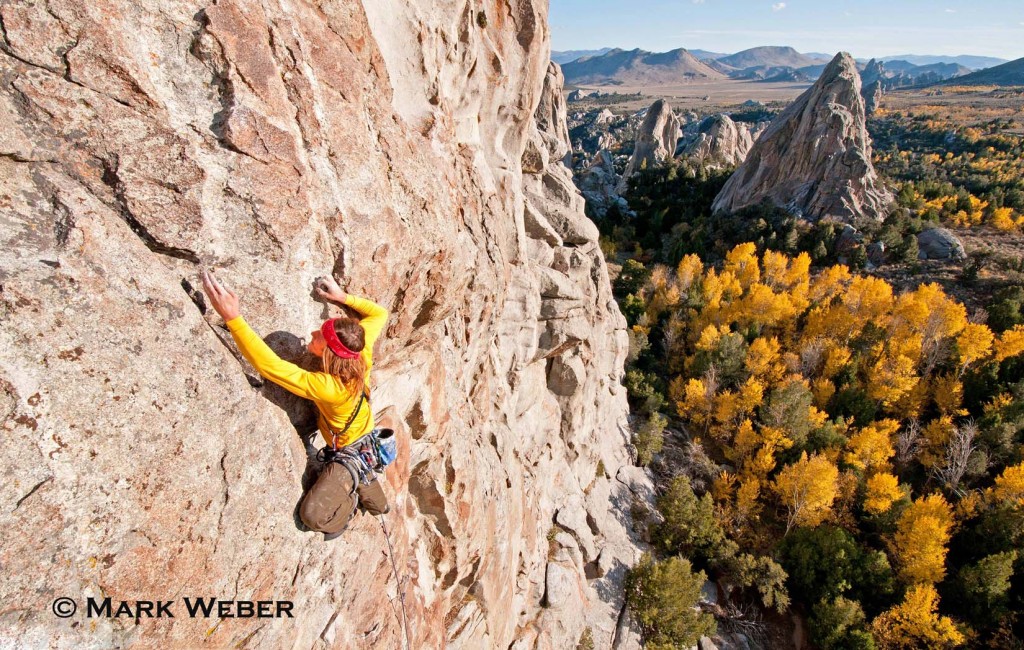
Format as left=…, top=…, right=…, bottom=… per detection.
left=202, top=270, right=328, bottom=399
left=314, top=275, right=388, bottom=350
left=224, top=317, right=330, bottom=398
left=343, top=294, right=389, bottom=350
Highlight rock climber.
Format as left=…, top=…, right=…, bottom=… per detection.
left=201, top=269, right=391, bottom=540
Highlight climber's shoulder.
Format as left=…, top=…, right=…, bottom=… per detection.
left=302, top=370, right=341, bottom=397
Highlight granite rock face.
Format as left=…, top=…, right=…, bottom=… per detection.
left=618, top=99, right=681, bottom=192
left=712, top=52, right=893, bottom=223
left=577, top=150, right=628, bottom=218
left=679, top=114, right=767, bottom=169
left=0, top=2, right=649, bottom=649
left=917, top=228, right=966, bottom=261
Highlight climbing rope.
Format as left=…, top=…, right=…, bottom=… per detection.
left=379, top=514, right=412, bottom=650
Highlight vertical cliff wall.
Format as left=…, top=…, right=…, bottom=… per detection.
left=1, top=1, right=649, bottom=648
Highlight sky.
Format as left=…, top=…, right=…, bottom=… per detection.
left=549, top=0, right=1024, bottom=61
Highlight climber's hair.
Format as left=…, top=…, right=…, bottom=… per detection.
left=321, top=318, right=367, bottom=393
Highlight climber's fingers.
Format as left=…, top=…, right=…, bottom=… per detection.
left=201, top=268, right=219, bottom=297
left=314, top=275, right=344, bottom=302
left=201, top=269, right=241, bottom=321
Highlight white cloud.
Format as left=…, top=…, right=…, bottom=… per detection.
left=772, top=2, right=786, bottom=11
left=692, top=0, right=706, bottom=4
left=944, top=8, right=956, bottom=13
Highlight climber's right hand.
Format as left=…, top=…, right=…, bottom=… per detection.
left=314, top=275, right=347, bottom=303
left=201, top=269, right=241, bottom=322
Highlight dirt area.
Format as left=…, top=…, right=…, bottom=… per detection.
left=867, top=227, right=1024, bottom=316
left=878, top=86, right=1024, bottom=128
left=565, top=78, right=812, bottom=113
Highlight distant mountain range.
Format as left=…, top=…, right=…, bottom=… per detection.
left=551, top=48, right=613, bottom=65
left=715, top=46, right=826, bottom=71
left=562, top=48, right=723, bottom=85
left=557, top=45, right=1008, bottom=88
left=935, top=56, right=1024, bottom=86
left=879, top=54, right=1007, bottom=69
left=553, top=48, right=1008, bottom=71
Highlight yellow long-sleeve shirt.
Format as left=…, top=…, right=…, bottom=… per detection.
left=225, top=294, right=388, bottom=447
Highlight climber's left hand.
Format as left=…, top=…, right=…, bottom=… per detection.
left=201, top=269, right=241, bottom=322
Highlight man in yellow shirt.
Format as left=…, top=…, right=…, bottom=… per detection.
left=202, top=270, right=390, bottom=539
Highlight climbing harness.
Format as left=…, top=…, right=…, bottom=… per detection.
left=379, top=514, right=412, bottom=650
left=313, top=384, right=408, bottom=647
left=314, top=385, right=400, bottom=519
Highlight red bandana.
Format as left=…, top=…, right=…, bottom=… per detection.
left=320, top=319, right=360, bottom=359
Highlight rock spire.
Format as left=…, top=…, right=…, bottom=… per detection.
left=712, top=52, right=893, bottom=222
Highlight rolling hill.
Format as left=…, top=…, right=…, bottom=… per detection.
left=717, top=46, right=820, bottom=70
left=562, top=48, right=724, bottom=85
left=934, top=56, right=1024, bottom=86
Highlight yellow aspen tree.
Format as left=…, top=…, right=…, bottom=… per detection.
left=678, top=378, right=714, bottom=430
left=991, top=462, right=1024, bottom=506
left=893, top=283, right=967, bottom=375
left=732, top=283, right=798, bottom=331
left=811, top=378, right=835, bottom=409
left=871, top=584, right=965, bottom=649
left=724, top=242, right=761, bottom=289
left=931, top=373, right=965, bottom=417
left=920, top=416, right=954, bottom=469
left=748, top=426, right=793, bottom=478
left=700, top=267, right=726, bottom=311
left=864, top=472, right=903, bottom=515
left=994, top=325, right=1024, bottom=363
left=867, top=354, right=919, bottom=410
left=842, top=275, right=894, bottom=330
left=845, top=419, right=899, bottom=473
left=822, top=345, right=852, bottom=378
left=809, top=264, right=852, bottom=304
left=892, top=494, right=954, bottom=585
left=713, top=390, right=742, bottom=427
left=784, top=251, right=812, bottom=296
left=761, top=249, right=790, bottom=290
left=728, top=419, right=759, bottom=465
left=956, top=322, right=994, bottom=375
left=676, top=254, right=703, bottom=293
left=737, top=377, right=766, bottom=413
left=745, top=337, right=784, bottom=381
left=804, top=303, right=857, bottom=343
left=735, top=475, right=762, bottom=526
left=695, top=324, right=726, bottom=351
left=773, top=452, right=840, bottom=532
left=713, top=470, right=737, bottom=505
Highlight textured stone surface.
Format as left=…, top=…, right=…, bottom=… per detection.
left=917, top=227, right=966, bottom=260
left=712, top=52, right=893, bottom=223
left=618, top=99, right=681, bottom=192
left=679, top=114, right=767, bottom=169
left=0, top=2, right=650, bottom=648
left=863, top=79, right=883, bottom=115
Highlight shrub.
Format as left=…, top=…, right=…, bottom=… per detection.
left=779, top=526, right=894, bottom=610
left=624, top=368, right=666, bottom=414
left=654, top=476, right=727, bottom=562
left=722, top=553, right=791, bottom=613
left=626, top=554, right=716, bottom=649
left=810, top=597, right=877, bottom=650
left=635, top=412, right=667, bottom=466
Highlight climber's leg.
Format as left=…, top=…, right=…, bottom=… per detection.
left=299, top=462, right=357, bottom=535
left=357, top=478, right=390, bottom=516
